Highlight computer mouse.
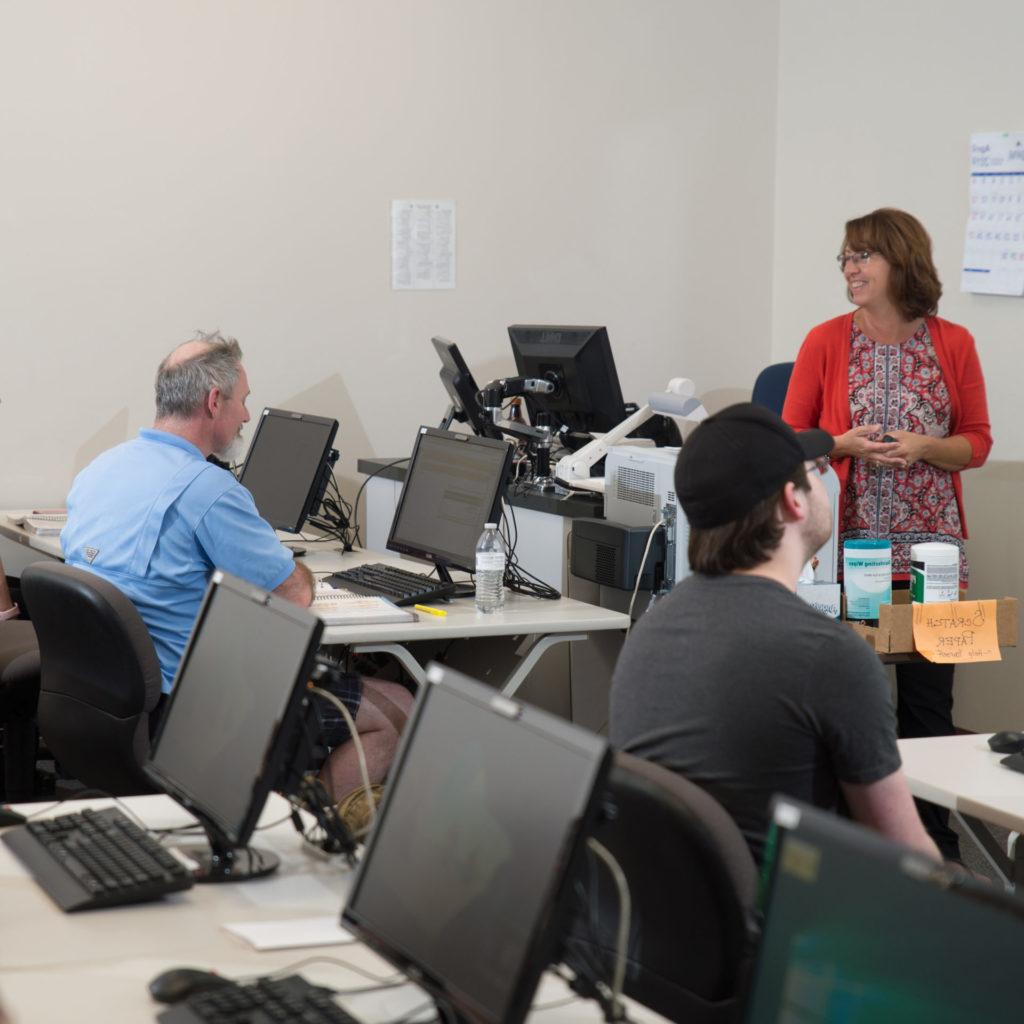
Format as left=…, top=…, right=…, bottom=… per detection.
left=148, top=967, right=232, bottom=1004
left=0, top=806, right=26, bottom=827
left=987, top=730, right=1024, bottom=754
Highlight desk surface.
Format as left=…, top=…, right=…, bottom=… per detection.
left=0, top=795, right=662, bottom=1022
left=0, top=513, right=63, bottom=560
left=304, top=548, right=629, bottom=644
left=898, top=734, right=1024, bottom=833
left=0, top=517, right=626, bottom=642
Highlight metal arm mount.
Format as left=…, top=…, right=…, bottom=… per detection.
left=480, top=375, right=556, bottom=401
left=554, top=377, right=708, bottom=485
left=477, top=379, right=561, bottom=488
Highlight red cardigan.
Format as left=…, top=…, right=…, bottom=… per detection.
left=781, top=312, right=993, bottom=537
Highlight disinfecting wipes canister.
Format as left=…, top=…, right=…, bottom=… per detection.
left=909, top=542, right=959, bottom=603
left=843, top=539, right=892, bottom=621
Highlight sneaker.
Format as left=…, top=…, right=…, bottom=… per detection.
left=336, top=784, right=383, bottom=840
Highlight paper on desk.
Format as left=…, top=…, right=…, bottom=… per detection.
left=223, top=916, right=356, bottom=951
left=912, top=599, right=1001, bottom=663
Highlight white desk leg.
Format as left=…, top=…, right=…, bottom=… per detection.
left=350, top=633, right=587, bottom=702
left=500, top=633, right=588, bottom=699
left=348, top=643, right=428, bottom=687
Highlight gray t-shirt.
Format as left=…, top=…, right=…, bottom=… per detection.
left=610, top=573, right=901, bottom=862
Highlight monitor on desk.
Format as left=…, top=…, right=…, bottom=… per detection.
left=386, top=426, right=513, bottom=586
left=432, top=336, right=504, bottom=441
left=343, top=664, right=611, bottom=1024
left=508, top=324, right=627, bottom=436
left=145, top=570, right=324, bottom=881
left=746, top=798, right=1024, bottom=1023
left=238, top=407, right=339, bottom=533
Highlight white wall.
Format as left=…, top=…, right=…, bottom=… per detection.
left=0, top=0, right=779, bottom=507
left=772, top=0, right=1024, bottom=729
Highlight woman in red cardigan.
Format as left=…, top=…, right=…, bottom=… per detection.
left=783, top=207, right=993, bottom=862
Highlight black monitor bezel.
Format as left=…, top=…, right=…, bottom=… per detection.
left=342, top=664, right=612, bottom=1024
left=507, top=324, right=627, bottom=434
left=144, top=570, right=324, bottom=850
left=238, top=407, right=339, bottom=533
left=385, top=426, right=513, bottom=574
left=747, top=797, right=1024, bottom=1022
left=431, top=337, right=504, bottom=441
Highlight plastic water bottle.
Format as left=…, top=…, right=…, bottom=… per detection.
left=474, top=523, right=506, bottom=614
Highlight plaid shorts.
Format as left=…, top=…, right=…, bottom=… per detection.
left=312, top=670, right=363, bottom=751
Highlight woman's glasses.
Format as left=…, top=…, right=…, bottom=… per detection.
left=836, top=250, right=874, bottom=270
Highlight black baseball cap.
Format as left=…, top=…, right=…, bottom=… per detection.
left=675, top=402, right=833, bottom=528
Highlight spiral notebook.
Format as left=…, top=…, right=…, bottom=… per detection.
left=312, top=587, right=415, bottom=626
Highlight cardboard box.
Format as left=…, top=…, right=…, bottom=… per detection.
left=845, top=591, right=1019, bottom=655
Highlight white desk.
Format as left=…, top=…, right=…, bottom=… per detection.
left=0, top=515, right=63, bottom=569
left=898, top=734, right=1024, bottom=887
left=0, top=795, right=664, bottom=1023
left=304, top=548, right=628, bottom=709
left=0, top=513, right=628, bottom=720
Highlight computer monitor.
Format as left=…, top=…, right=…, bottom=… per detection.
left=238, top=407, right=339, bottom=533
left=145, top=570, right=324, bottom=882
left=432, top=336, right=504, bottom=441
left=508, top=325, right=627, bottom=435
left=746, top=798, right=1024, bottom=1022
left=343, top=663, right=611, bottom=1024
left=386, top=426, right=513, bottom=585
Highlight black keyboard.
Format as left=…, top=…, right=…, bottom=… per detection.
left=326, top=563, right=456, bottom=606
left=157, top=974, right=361, bottom=1024
left=2, top=806, right=194, bottom=912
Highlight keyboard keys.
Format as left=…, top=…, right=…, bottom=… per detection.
left=157, top=973, right=362, bottom=1024
left=326, top=564, right=456, bottom=606
left=3, top=806, right=194, bottom=911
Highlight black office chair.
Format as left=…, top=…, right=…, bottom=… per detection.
left=20, top=562, right=162, bottom=797
left=563, top=751, right=760, bottom=1024
left=0, top=619, right=41, bottom=802
left=751, top=361, right=794, bottom=416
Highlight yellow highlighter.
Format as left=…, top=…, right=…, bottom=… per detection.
left=414, top=604, right=447, bottom=617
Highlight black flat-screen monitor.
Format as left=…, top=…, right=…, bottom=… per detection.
left=238, top=407, right=339, bottom=533
left=145, top=570, right=324, bottom=881
left=386, top=426, right=512, bottom=578
left=343, top=664, right=611, bottom=1024
left=432, top=336, right=503, bottom=441
left=508, top=324, right=627, bottom=435
left=746, top=798, right=1024, bottom=1022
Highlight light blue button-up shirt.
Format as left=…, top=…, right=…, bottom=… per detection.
left=62, top=428, right=295, bottom=692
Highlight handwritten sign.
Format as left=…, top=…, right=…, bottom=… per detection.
left=912, top=600, right=1001, bottom=663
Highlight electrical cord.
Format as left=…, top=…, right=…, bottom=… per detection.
left=625, top=516, right=664, bottom=632
left=237, top=953, right=408, bottom=989
left=498, top=500, right=561, bottom=600
left=306, top=468, right=358, bottom=550
left=350, top=457, right=410, bottom=549
left=308, top=681, right=377, bottom=839
left=585, top=837, right=631, bottom=1021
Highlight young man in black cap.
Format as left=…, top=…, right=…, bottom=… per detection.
left=610, top=402, right=940, bottom=863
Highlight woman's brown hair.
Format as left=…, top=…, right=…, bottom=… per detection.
left=844, top=207, right=942, bottom=320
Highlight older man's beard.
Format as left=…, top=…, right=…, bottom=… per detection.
left=215, top=431, right=247, bottom=467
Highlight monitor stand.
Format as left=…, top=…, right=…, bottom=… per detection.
left=183, top=817, right=281, bottom=884
left=435, top=562, right=475, bottom=599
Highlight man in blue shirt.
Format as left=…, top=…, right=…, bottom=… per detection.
left=62, top=333, right=412, bottom=824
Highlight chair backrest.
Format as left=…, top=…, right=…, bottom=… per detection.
left=20, top=561, right=163, bottom=796
left=563, top=751, right=760, bottom=1024
left=0, top=619, right=42, bottom=802
left=751, top=362, right=794, bottom=416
